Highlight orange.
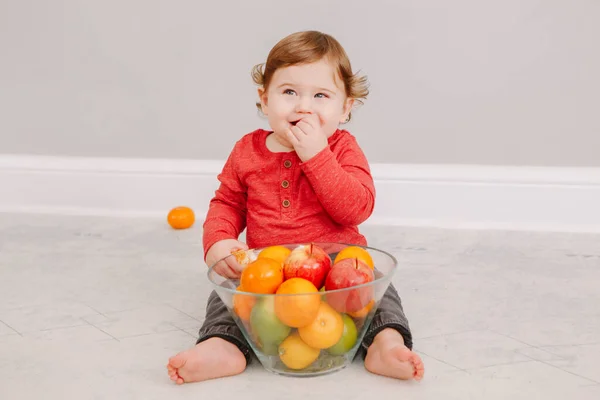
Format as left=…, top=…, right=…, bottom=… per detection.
left=167, top=206, right=195, bottom=229
left=334, top=246, right=374, bottom=269
left=257, top=245, right=291, bottom=265
left=298, top=302, right=344, bottom=349
left=348, top=299, right=375, bottom=318
left=274, top=278, right=321, bottom=328
left=233, top=285, right=256, bottom=321
left=278, top=332, right=320, bottom=370
left=230, top=249, right=256, bottom=266
left=240, top=258, right=283, bottom=294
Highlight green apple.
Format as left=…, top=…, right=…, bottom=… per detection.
left=250, top=296, right=291, bottom=355
left=327, top=314, right=358, bottom=355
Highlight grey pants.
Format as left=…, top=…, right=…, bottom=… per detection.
left=196, top=283, right=413, bottom=364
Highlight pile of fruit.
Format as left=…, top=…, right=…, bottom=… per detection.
left=231, top=244, right=376, bottom=370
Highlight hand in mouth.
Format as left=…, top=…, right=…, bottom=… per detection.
left=290, top=120, right=301, bottom=126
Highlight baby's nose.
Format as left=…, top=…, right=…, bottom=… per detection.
left=295, top=96, right=313, bottom=113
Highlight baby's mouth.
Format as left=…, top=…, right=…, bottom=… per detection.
left=290, top=120, right=300, bottom=126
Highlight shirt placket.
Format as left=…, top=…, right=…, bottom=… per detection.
left=280, top=158, right=294, bottom=217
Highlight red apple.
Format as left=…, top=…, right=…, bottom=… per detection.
left=324, top=258, right=374, bottom=313
left=283, top=243, right=332, bottom=289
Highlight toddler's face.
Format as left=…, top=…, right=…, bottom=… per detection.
left=259, top=58, right=353, bottom=148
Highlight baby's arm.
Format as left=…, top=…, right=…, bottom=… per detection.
left=300, top=136, right=375, bottom=226
left=202, top=148, right=248, bottom=261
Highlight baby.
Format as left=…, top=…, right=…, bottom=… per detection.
left=167, top=30, right=424, bottom=383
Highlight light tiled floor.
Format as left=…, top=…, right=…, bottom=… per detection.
left=1, top=213, right=599, bottom=399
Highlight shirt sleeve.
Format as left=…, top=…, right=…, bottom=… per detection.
left=299, top=136, right=375, bottom=226
left=202, top=145, right=248, bottom=260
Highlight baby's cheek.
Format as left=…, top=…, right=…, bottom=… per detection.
left=312, top=112, right=326, bottom=127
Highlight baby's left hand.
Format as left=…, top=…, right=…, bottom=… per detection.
left=287, top=114, right=327, bottom=162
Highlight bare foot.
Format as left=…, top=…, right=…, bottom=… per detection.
left=166, top=337, right=246, bottom=384
left=364, top=328, right=425, bottom=381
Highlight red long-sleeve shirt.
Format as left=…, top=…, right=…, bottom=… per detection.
left=202, top=128, right=375, bottom=259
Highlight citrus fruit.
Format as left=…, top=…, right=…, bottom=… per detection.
left=230, top=249, right=257, bottom=266
left=298, top=302, right=344, bottom=349
left=327, top=314, right=358, bottom=355
left=347, top=299, right=375, bottom=318
left=240, top=258, right=283, bottom=294
left=274, top=278, right=321, bottom=328
left=250, top=296, right=291, bottom=355
left=233, top=285, right=255, bottom=321
left=334, top=246, right=374, bottom=269
left=257, top=245, right=291, bottom=265
left=167, top=206, right=195, bottom=229
left=278, top=332, right=320, bottom=370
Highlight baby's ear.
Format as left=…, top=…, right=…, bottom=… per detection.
left=258, top=88, right=268, bottom=113
left=340, top=97, right=355, bottom=123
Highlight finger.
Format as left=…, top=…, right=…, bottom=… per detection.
left=224, top=259, right=240, bottom=277
left=296, top=119, right=313, bottom=134
left=208, top=257, right=232, bottom=277
left=298, top=114, right=318, bottom=130
left=286, top=128, right=300, bottom=146
left=223, top=266, right=238, bottom=279
left=216, top=261, right=237, bottom=279
left=225, top=257, right=244, bottom=276
left=290, top=125, right=307, bottom=139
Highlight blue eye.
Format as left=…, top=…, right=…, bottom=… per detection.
left=315, top=93, right=328, bottom=99
left=284, top=89, right=296, bottom=95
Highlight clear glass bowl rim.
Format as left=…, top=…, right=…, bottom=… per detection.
left=206, top=242, right=398, bottom=298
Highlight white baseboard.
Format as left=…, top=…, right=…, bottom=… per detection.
left=2, top=154, right=600, bottom=233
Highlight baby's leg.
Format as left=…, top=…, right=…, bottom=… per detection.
left=361, top=284, right=425, bottom=380
left=167, top=291, right=251, bottom=384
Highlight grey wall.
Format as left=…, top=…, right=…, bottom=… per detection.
left=1, top=0, right=599, bottom=166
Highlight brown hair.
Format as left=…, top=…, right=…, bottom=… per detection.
left=251, top=31, right=369, bottom=122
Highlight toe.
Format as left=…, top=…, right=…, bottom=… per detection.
left=413, top=357, right=425, bottom=380
left=168, top=353, right=187, bottom=369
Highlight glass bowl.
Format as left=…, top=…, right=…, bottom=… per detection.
left=207, top=242, right=398, bottom=377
